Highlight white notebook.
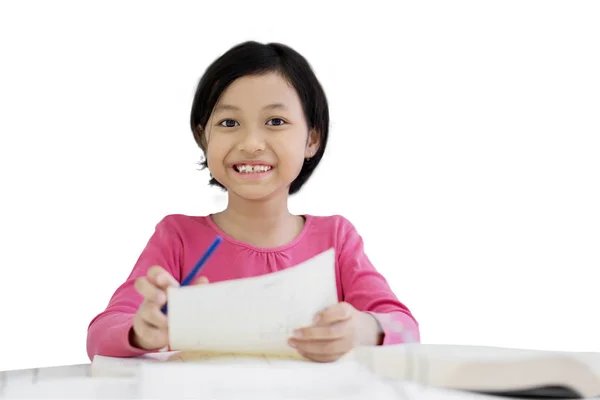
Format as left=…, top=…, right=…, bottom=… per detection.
left=352, top=343, right=600, bottom=399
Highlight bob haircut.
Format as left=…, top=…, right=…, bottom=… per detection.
left=189, top=41, right=329, bottom=195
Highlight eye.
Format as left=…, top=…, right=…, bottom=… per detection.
left=218, top=119, right=239, bottom=128
left=266, top=118, right=286, bottom=127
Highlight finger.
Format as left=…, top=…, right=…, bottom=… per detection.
left=313, top=302, right=353, bottom=325
left=194, top=276, right=209, bottom=285
left=147, top=265, right=180, bottom=289
left=134, top=320, right=168, bottom=349
left=139, top=301, right=169, bottom=329
left=134, top=277, right=166, bottom=305
left=289, top=337, right=351, bottom=360
left=292, top=320, right=348, bottom=341
left=298, top=350, right=346, bottom=363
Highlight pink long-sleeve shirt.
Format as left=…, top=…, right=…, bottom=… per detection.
left=86, top=214, right=420, bottom=360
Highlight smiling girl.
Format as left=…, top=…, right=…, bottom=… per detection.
left=87, top=41, right=420, bottom=363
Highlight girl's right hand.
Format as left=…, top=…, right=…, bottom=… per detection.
left=130, top=265, right=209, bottom=350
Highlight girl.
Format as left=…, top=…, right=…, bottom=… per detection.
left=86, top=41, right=420, bottom=363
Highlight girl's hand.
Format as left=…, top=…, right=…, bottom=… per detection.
left=130, top=265, right=209, bottom=350
left=288, top=302, right=382, bottom=362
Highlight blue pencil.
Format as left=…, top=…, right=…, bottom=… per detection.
left=161, top=236, right=222, bottom=314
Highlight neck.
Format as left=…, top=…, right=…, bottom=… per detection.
left=212, top=190, right=303, bottom=248
left=225, top=191, right=292, bottom=228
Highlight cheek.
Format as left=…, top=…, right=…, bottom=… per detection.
left=276, top=131, right=306, bottom=153
left=205, top=138, right=229, bottom=170
left=274, top=145, right=306, bottom=175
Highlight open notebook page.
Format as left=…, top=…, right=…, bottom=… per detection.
left=167, top=248, right=338, bottom=357
left=352, top=344, right=600, bottom=398
left=351, top=343, right=578, bottom=384
left=352, top=343, right=600, bottom=380
left=568, top=351, right=600, bottom=375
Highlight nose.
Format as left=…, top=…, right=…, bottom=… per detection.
left=237, top=128, right=266, bottom=154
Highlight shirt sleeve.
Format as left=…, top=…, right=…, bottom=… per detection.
left=85, top=216, right=183, bottom=361
left=336, top=217, right=420, bottom=345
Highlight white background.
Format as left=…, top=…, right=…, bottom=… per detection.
left=0, top=0, right=599, bottom=371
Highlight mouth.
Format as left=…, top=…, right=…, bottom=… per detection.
left=232, top=164, right=273, bottom=175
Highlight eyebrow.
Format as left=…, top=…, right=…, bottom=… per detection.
left=213, top=103, right=288, bottom=112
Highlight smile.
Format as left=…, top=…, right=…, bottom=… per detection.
left=233, top=164, right=273, bottom=174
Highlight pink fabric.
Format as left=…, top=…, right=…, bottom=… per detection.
left=86, top=214, right=420, bottom=360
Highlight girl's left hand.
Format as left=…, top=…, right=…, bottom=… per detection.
left=288, top=302, right=382, bottom=363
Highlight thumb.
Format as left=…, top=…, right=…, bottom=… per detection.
left=194, top=276, right=209, bottom=285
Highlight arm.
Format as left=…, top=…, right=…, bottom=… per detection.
left=86, top=216, right=183, bottom=360
left=337, top=217, right=420, bottom=345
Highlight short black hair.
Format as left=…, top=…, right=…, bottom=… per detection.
left=189, top=41, right=329, bottom=195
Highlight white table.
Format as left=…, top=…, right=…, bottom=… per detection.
left=1, top=363, right=91, bottom=383
left=0, top=363, right=526, bottom=399
left=0, top=364, right=138, bottom=399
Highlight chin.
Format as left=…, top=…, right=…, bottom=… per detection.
left=233, top=189, right=277, bottom=202
left=228, top=184, right=286, bottom=202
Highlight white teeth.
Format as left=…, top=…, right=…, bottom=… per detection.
left=236, top=164, right=272, bottom=173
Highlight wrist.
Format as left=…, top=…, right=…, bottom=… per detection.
left=358, top=312, right=384, bottom=346
left=129, top=326, right=146, bottom=350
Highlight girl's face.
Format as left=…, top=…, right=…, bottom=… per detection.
left=202, top=72, right=319, bottom=201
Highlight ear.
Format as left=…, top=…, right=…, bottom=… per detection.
left=194, top=124, right=208, bottom=150
left=305, top=129, right=320, bottom=159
